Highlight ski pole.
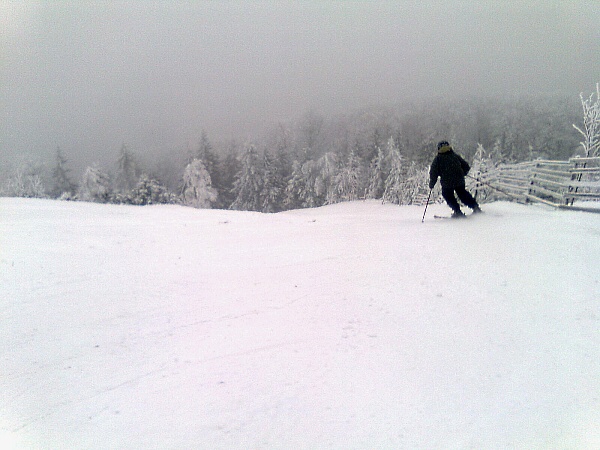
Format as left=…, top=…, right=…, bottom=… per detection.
left=421, top=189, right=432, bottom=223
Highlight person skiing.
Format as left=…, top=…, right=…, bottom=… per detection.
left=429, top=140, right=481, bottom=218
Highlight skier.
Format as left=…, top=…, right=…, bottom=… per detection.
left=429, top=140, right=481, bottom=218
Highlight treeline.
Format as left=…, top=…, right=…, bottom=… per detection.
left=1, top=94, right=591, bottom=211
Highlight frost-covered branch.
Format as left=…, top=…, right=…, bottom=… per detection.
left=2, top=160, right=47, bottom=198
left=573, top=83, right=600, bottom=157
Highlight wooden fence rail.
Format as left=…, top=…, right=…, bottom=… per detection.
left=471, top=156, right=600, bottom=213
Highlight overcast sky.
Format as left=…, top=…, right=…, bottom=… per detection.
left=1, top=0, right=599, bottom=165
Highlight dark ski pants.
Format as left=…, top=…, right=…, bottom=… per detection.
left=442, top=185, right=479, bottom=213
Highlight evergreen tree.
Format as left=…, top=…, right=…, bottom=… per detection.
left=130, top=174, right=174, bottom=205
left=329, top=149, right=363, bottom=203
left=78, top=165, right=111, bottom=203
left=316, top=152, right=339, bottom=204
left=283, top=160, right=304, bottom=210
left=284, top=159, right=321, bottom=209
left=274, top=142, right=294, bottom=184
left=382, top=138, right=405, bottom=204
left=400, top=161, right=428, bottom=205
left=214, top=149, right=241, bottom=209
left=365, top=146, right=386, bottom=199
left=182, top=159, right=217, bottom=208
left=261, top=150, right=284, bottom=213
left=115, top=144, right=139, bottom=193
left=231, top=144, right=263, bottom=211
left=365, top=128, right=383, bottom=165
left=302, top=160, right=321, bottom=208
left=51, top=147, right=76, bottom=198
left=196, top=131, right=219, bottom=178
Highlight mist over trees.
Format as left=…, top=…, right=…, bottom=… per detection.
left=1, top=93, right=594, bottom=211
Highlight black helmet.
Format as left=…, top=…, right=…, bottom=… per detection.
left=437, top=140, right=450, bottom=150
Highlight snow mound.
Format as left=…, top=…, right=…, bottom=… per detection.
left=1, top=198, right=599, bottom=449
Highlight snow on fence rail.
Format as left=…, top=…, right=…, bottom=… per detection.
left=472, top=156, right=600, bottom=213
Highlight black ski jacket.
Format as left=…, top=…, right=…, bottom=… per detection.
left=429, top=146, right=470, bottom=189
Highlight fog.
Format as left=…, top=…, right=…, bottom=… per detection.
left=1, top=1, right=599, bottom=167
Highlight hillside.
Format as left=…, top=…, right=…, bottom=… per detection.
left=1, top=198, right=599, bottom=449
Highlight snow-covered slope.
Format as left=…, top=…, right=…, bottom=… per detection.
left=1, top=198, right=599, bottom=449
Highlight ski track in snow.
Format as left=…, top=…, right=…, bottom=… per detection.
left=1, top=198, right=599, bottom=449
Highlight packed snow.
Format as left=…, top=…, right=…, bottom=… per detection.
left=1, top=197, right=599, bottom=449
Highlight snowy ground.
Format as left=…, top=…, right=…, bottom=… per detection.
left=1, top=197, right=599, bottom=449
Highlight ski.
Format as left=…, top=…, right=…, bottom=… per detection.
left=434, top=211, right=490, bottom=220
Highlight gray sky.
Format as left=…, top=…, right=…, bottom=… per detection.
left=1, top=0, right=599, bottom=165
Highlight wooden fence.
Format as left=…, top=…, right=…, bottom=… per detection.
left=471, top=156, right=600, bottom=213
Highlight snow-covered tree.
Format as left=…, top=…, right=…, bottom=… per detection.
left=3, top=160, right=47, bottom=198
left=283, top=160, right=305, bottom=209
left=573, top=83, right=600, bottom=157
left=182, top=159, right=217, bottom=209
left=301, top=160, right=321, bottom=208
left=467, top=143, right=506, bottom=203
left=399, top=161, right=429, bottom=205
left=382, top=138, right=405, bottom=204
left=196, top=131, right=219, bottom=178
left=365, top=146, right=386, bottom=199
left=51, top=147, right=76, bottom=198
left=284, top=159, right=321, bottom=209
left=231, top=144, right=263, bottom=211
left=261, top=151, right=284, bottom=213
left=130, top=174, right=174, bottom=205
left=472, top=144, right=489, bottom=175
left=314, top=152, right=338, bottom=203
left=214, top=149, right=240, bottom=209
left=362, top=128, right=383, bottom=168
left=78, top=165, right=111, bottom=203
left=115, top=144, right=139, bottom=193
left=274, top=141, right=294, bottom=187
left=329, top=149, right=363, bottom=203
